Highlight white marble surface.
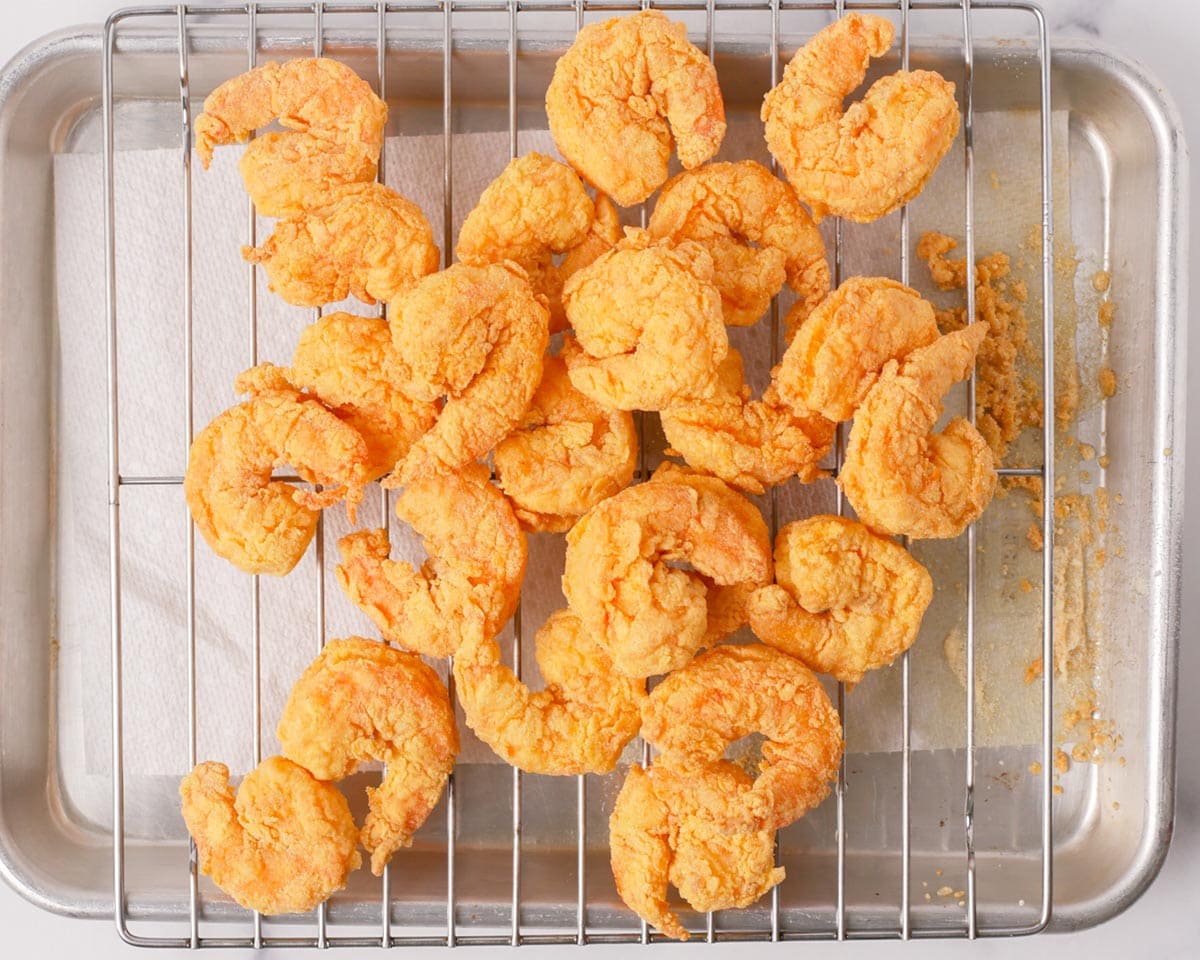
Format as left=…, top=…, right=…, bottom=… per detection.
left=0, top=0, right=1196, bottom=957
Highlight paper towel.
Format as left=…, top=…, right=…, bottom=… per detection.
left=51, top=110, right=1075, bottom=819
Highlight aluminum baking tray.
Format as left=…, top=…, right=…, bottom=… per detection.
left=0, top=0, right=1187, bottom=948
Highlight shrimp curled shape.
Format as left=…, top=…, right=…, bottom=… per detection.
left=640, top=644, right=844, bottom=834
left=545, top=11, right=726, bottom=207
left=179, top=757, right=361, bottom=915
left=840, top=324, right=998, bottom=539
left=195, top=58, right=387, bottom=217
left=277, top=638, right=459, bottom=876
left=561, top=231, right=727, bottom=411
left=454, top=609, right=645, bottom=775
left=609, top=757, right=786, bottom=942
left=648, top=160, right=830, bottom=329
left=243, top=182, right=440, bottom=308
left=456, top=153, right=599, bottom=331
left=774, top=276, right=941, bottom=422
left=335, top=463, right=527, bottom=658
left=748, top=515, right=933, bottom=685
left=661, top=348, right=835, bottom=495
left=761, top=14, right=960, bottom=223
left=493, top=355, right=638, bottom=533
left=184, top=383, right=369, bottom=577
left=241, top=314, right=438, bottom=481
left=562, top=464, right=772, bottom=679
left=387, top=262, right=549, bottom=483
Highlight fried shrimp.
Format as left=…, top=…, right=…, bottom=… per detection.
left=456, top=152, right=594, bottom=330
left=641, top=644, right=843, bottom=834
left=493, top=355, right=637, bottom=533
left=561, top=231, right=727, bottom=411
left=184, top=384, right=369, bottom=577
left=562, top=466, right=771, bottom=678
left=195, top=58, right=387, bottom=217
left=661, top=348, right=834, bottom=494
left=277, top=638, right=458, bottom=876
left=761, top=14, right=960, bottom=223
left=545, top=10, right=726, bottom=207
left=774, top=276, right=941, bottom=422
left=238, top=314, right=437, bottom=481
left=454, top=609, right=645, bottom=775
left=748, top=515, right=933, bottom=685
left=610, top=757, right=784, bottom=942
left=840, top=324, right=997, bottom=538
left=243, top=182, right=440, bottom=307
left=647, top=160, right=830, bottom=328
left=335, top=463, right=526, bottom=657
left=179, top=756, right=360, bottom=915
left=387, top=262, right=549, bottom=483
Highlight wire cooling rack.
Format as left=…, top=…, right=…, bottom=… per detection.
left=102, top=0, right=1054, bottom=947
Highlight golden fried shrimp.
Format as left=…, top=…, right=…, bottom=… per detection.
left=840, top=324, right=997, bottom=539
left=641, top=644, right=843, bottom=834
left=561, top=231, right=727, bottom=411
left=179, top=756, right=360, bottom=915
left=277, top=638, right=458, bottom=876
left=239, top=315, right=437, bottom=481
left=493, top=355, right=637, bottom=533
left=184, top=385, right=369, bottom=577
left=288, top=312, right=438, bottom=479
left=335, top=463, right=526, bottom=657
left=774, top=277, right=941, bottom=423
left=387, top=262, right=549, bottom=483
left=195, top=58, right=387, bottom=217
left=455, top=152, right=592, bottom=331
left=747, top=515, right=933, bottom=685
left=661, top=348, right=834, bottom=494
left=762, top=14, right=960, bottom=223
left=610, top=758, right=785, bottom=941
left=243, top=182, right=440, bottom=308
left=454, top=609, right=645, bottom=775
left=562, top=466, right=771, bottom=678
left=546, top=11, right=725, bottom=207
left=648, top=161, right=830, bottom=328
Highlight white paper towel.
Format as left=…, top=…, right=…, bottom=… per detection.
left=52, top=110, right=1075, bottom=805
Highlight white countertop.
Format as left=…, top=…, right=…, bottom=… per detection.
left=2, top=0, right=1196, bottom=957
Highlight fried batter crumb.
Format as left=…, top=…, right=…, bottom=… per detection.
left=1024, top=657, right=1043, bottom=685
left=1029, top=761, right=1042, bottom=775
left=1098, top=301, right=1115, bottom=327
left=1098, top=366, right=1117, bottom=398
left=1026, top=523, right=1044, bottom=552
left=1091, top=270, right=1111, bottom=293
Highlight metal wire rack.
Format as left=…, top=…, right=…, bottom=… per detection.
left=103, top=0, right=1055, bottom=947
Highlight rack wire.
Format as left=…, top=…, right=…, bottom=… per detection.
left=103, top=0, right=1055, bottom=947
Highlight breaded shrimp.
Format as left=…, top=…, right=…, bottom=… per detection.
left=648, top=160, right=830, bottom=328
left=562, top=466, right=771, bottom=678
left=840, top=324, right=997, bottom=538
left=243, top=182, right=438, bottom=308
left=493, top=355, right=638, bottom=533
left=237, top=316, right=437, bottom=481
left=546, top=11, right=726, bottom=207
left=762, top=14, right=960, bottom=223
left=747, top=515, right=933, bottom=685
left=641, top=644, right=843, bottom=833
left=387, top=262, right=549, bottom=483
left=456, top=152, right=594, bottom=331
left=609, top=757, right=785, bottom=941
left=195, top=58, right=387, bottom=217
left=184, top=384, right=369, bottom=577
left=335, top=463, right=526, bottom=657
left=179, top=756, right=361, bottom=915
left=454, top=609, right=645, bottom=775
left=560, top=194, right=623, bottom=285
left=277, top=638, right=459, bottom=876
left=561, top=231, right=727, bottom=411
left=661, top=348, right=834, bottom=494
left=774, top=276, right=941, bottom=422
